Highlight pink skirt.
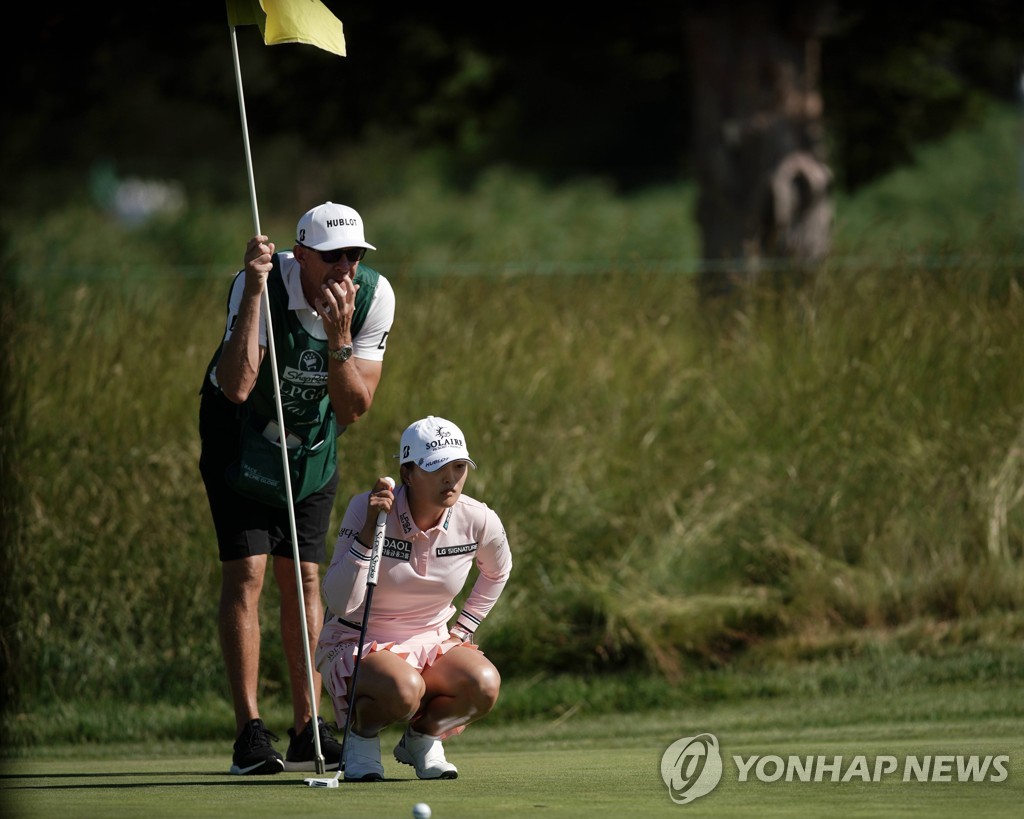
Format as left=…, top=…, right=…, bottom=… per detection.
left=317, top=622, right=480, bottom=740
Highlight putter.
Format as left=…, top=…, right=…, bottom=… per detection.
left=305, top=477, right=393, bottom=788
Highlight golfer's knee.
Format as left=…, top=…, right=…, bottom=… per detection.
left=377, top=667, right=427, bottom=718
left=468, top=665, right=501, bottom=713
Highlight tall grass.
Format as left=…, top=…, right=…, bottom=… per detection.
left=2, top=105, right=1022, bottom=719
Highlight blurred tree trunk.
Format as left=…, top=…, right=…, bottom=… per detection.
left=686, top=2, right=834, bottom=300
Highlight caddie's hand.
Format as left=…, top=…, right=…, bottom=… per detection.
left=317, top=273, right=360, bottom=345
left=243, top=236, right=275, bottom=289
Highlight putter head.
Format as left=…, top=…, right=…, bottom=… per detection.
left=304, top=777, right=340, bottom=788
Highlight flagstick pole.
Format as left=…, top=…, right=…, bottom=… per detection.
left=229, top=23, right=327, bottom=776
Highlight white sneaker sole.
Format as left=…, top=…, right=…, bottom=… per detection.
left=394, top=743, right=458, bottom=779
left=344, top=771, right=385, bottom=782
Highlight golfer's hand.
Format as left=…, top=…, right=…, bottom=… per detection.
left=367, top=476, right=395, bottom=519
left=243, top=236, right=275, bottom=290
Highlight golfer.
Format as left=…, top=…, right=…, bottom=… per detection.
left=199, top=202, right=395, bottom=775
left=316, top=416, right=513, bottom=781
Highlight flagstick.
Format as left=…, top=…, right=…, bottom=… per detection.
left=229, top=23, right=326, bottom=777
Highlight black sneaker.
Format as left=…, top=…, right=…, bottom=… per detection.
left=284, top=716, right=344, bottom=772
left=229, top=718, right=285, bottom=775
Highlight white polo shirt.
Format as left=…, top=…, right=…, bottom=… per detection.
left=221, top=250, right=394, bottom=361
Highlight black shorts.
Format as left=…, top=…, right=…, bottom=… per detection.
left=199, top=380, right=339, bottom=564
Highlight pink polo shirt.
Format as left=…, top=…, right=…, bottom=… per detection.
left=319, top=483, right=512, bottom=648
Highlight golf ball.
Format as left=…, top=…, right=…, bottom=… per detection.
left=412, top=803, right=432, bottom=819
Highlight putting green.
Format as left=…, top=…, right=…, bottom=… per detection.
left=4, top=705, right=1022, bottom=818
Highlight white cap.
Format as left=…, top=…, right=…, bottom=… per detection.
left=399, top=416, right=477, bottom=472
left=296, top=202, right=376, bottom=251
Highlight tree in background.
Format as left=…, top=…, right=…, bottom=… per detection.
left=5, top=5, right=1021, bottom=234
left=686, top=1, right=835, bottom=299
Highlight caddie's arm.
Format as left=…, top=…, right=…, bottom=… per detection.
left=216, top=236, right=272, bottom=403
left=329, top=358, right=383, bottom=425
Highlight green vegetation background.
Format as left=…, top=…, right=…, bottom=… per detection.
left=1, top=104, right=1022, bottom=748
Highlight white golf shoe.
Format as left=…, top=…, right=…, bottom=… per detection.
left=343, top=731, right=384, bottom=781
left=394, top=726, right=458, bottom=779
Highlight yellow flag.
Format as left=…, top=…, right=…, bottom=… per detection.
left=226, top=0, right=347, bottom=58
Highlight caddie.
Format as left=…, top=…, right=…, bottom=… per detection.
left=198, top=202, right=395, bottom=775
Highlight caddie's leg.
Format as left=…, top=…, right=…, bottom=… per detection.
left=275, top=556, right=323, bottom=733
left=220, top=555, right=268, bottom=734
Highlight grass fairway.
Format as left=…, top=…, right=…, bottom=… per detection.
left=4, top=678, right=1022, bottom=818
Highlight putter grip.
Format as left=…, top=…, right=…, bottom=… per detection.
left=366, top=478, right=393, bottom=586
left=367, top=512, right=386, bottom=586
